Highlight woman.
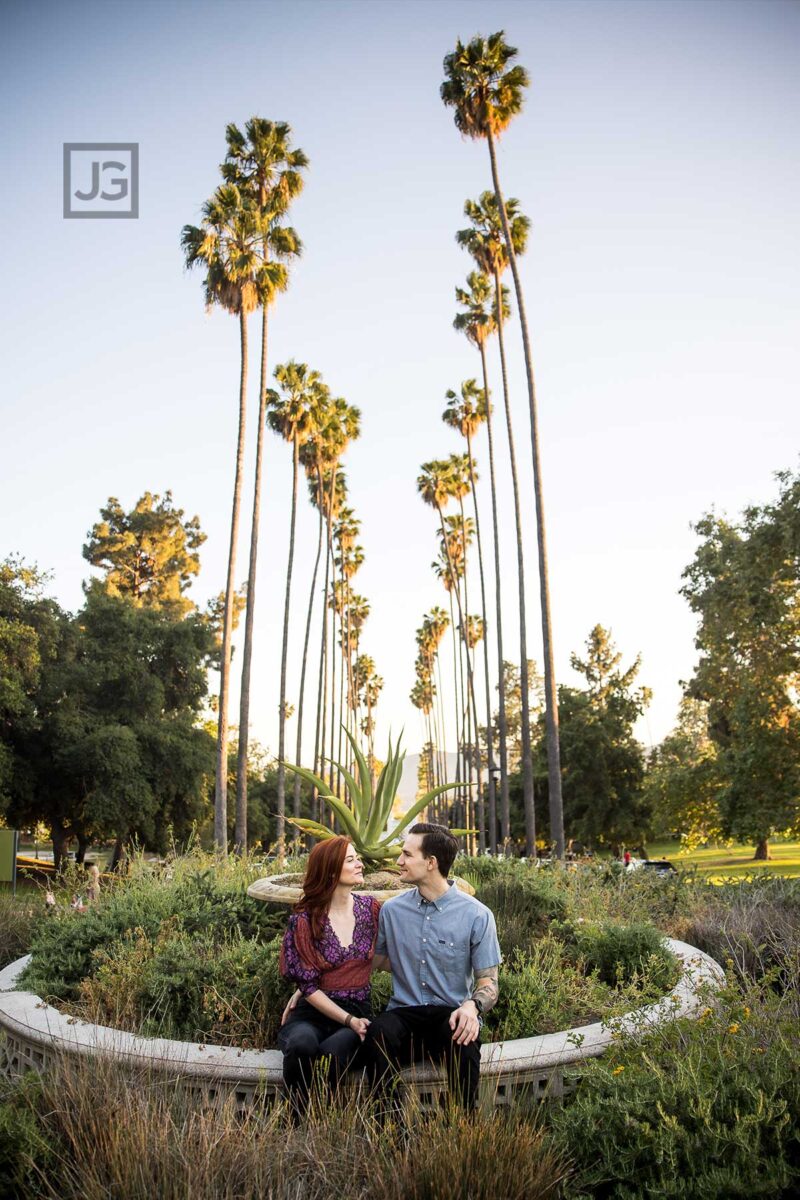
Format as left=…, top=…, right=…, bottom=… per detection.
left=278, top=835, right=380, bottom=1116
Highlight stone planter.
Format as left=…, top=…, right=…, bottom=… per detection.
left=247, top=872, right=476, bottom=905
left=0, top=940, right=724, bottom=1111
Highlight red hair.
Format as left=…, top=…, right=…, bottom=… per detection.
left=295, top=836, right=352, bottom=941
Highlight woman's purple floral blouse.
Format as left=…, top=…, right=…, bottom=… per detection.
left=280, top=893, right=380, bottom=1000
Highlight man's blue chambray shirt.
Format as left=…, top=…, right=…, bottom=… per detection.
left=375, top=880, right=502, bottom=1010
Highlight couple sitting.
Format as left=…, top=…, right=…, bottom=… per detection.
left=278, top=822, right=501, bottom=1117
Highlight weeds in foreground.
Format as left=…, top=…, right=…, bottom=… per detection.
left=0, top=1053, right=566, bottom=1200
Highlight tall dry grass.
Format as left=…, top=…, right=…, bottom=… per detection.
left=13, top=1052, right=568, bottom=1200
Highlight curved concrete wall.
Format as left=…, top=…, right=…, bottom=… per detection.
left=0, top=940, right=723, bottom=1109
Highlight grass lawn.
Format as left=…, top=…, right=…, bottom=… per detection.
left=647, top=838, right=800, bottom=880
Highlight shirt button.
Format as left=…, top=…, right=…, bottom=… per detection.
left=422, top=982, right=426, bottom=987
left=421, top=960, right=425, bottom=964
left=422, top=939, right=426, bottom=943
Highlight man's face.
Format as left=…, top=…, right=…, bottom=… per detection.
left=397, top=833, right=433, bottom=884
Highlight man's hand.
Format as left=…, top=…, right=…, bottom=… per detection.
left=448, top=1000, right=481, bottom=1045
left=281, top=989, right=301, bottom=1026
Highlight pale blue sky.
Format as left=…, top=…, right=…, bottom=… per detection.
left=2, top=0, right=798, bottom=772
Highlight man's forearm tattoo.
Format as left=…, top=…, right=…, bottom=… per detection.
left=472, top=966, right=499, bottom=1013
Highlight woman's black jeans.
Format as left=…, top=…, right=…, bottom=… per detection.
left=277, top=996, right=371, bottom=1118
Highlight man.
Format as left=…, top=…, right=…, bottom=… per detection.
left=367, top=822, right=501, bottom=1111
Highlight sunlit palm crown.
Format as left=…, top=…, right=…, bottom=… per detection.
left=266, top=361, right=326, bottom=442
left=220, top=119, right=307, bottom=312
left=454, top=271, right=510, bottom=347
left=457, top=192, right=530, bottom=276
left=181, top=184, right=275, bottom=316
left=334, top=506, right=360, bottom=550
left=222, top=117, right=309, bottom=211
left=443, top=378, right=488, bottom=439
left=441, top=30, right=529, bottom=140
left=336, top=544, right=365, bottom=579
left=442, top=513, right=476, bottom=563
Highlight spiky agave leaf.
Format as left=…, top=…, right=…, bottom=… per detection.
left=375, top=781, right=464, bottom=848
left=286, top=817, right=337, bottom=841
left=282, top=762, right=360, bottom=841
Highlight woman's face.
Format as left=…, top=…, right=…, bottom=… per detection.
left=338, top=845, right=364, bottom=887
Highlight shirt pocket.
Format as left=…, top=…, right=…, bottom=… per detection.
left=436, top=937, right=459, bottom=960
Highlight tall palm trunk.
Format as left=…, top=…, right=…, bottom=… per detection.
left=328, top=542, right=338, bottom=801
left=477, top=340, right=510, bottom=848
left=276, top=433, right=300, bottom=860
left=215, top=306, right=249, bottom=852
left=492, top=262, right=536, bottom=856
left=435, top=648, right=448, bottom=785
left=458, top=499, right=481, bottom=852
left=438, top=503, right=484, bottom=850
left=235, top=301, right=270, bottom=852
left=457, top=571, right=471, bottom=841
left=313, top=466, right=335, bottom=820
left=294, top=466, right=325, bottom=834
left=466, top=431, right=493, bottom=852
left=487, top=129, right=564, bottom=860
left=447, top=588, right=462, bottom=824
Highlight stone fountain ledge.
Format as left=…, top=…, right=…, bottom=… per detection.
left=0, top=941, right=724, bottom=1108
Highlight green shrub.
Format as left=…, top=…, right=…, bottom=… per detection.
left=21, top=868, right=284, bottom=1002
left=555, top=920, right=676, bottom=991
left=74, top=926, right=292, bottom=1047
left=475, top=873, right=568, bottom=959
left=490, top=941, right=603, bottom=1038
left=547, top=981, right=800, bottom=1198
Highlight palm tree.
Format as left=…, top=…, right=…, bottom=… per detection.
left=332, top=507, right=361, bottom=784
left=181, top=183, right=266, bottom=851
left=266, top=361, right=325, bottom=857
left=442, top=31, right=565, bottom=859
left=453, top=272, right=513, bottom=847
left=222, top=118, right=307, bottom=853
left=443, top=379, right=497, bottom=851
left=456, top=261, right=535, bottom=857
left=310, top=400, right=359, bottom=804
left=418, top=459, right=485, bottom=848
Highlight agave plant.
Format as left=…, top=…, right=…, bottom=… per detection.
left=284, top=730, right=461, bottom=868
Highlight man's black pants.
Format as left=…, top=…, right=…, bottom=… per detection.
left=366, top=1004, right=481, bottom=1111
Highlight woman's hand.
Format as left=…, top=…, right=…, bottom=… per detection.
left=281, top=990, right=301, bottom=1026
left=347, top=1015, right=371, bottom=1041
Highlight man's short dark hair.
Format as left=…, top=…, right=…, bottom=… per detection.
left=409, top=823, right=458, bottom=878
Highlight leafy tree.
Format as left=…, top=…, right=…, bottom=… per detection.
left=5, top=588, right=215, bottom=867
left=681, top=470, right=800, bottom=859
left=644, top=698, right=723, bottom=850
left=536, top=626, right=651, bottom=852
left=83, top=492, right=205, bottom=615
left=0, top=559, right=67, bottom=812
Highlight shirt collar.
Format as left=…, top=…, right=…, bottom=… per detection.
left=414, top=880, right=456, bottom=911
